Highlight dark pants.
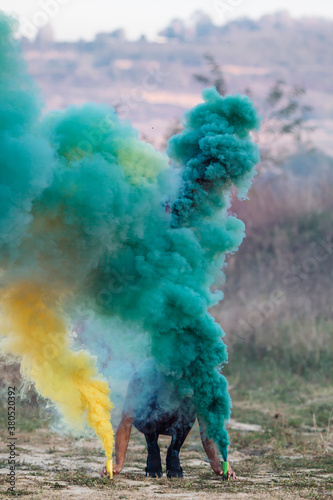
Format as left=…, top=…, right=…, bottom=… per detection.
left=133, top=400, right=196, bottom=474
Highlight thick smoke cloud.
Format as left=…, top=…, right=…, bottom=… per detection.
left=0, top=12, right=260, bottom=461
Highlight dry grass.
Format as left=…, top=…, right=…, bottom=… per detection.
left=0, top=363, right=332, bottom=499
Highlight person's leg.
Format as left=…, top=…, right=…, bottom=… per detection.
left=133, top=416, right=163, bottom=477
left=165, top=409, right=196, bottom=478
left=144, top=430, right=163, bottom=477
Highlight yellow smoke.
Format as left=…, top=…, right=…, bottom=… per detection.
left=0, top=282, right=114, bottom=459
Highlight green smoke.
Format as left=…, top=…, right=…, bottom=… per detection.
left=0, top=13, right=260, bottom=460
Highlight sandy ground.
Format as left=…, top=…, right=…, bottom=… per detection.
left=1, top=421, right=332, bottom=499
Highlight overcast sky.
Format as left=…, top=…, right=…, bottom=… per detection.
left=1, top=0, right=332, bottom=41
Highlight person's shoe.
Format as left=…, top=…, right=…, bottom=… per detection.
left=145, top=447, right=163, bottom=477
left=166, top=449, right=183, bottom=478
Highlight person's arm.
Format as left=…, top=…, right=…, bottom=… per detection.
left=199, top=420, right=237, bottom=479
left=101, top=412, right=133, bottom=477
left=101, top=375, right=139, bottom=477
left=113, top=412, right=133, bottom=474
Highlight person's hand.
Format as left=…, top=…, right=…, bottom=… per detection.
left=100, top=463, right=123, bottom=477
left=211, top=461, right=223, bottom=476
left=113, top=463, right=122, bottom=475
left=228, top=468, right=237, bottom=480
left=211, top=462, right=237, bottom=480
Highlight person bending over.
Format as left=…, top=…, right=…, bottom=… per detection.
left=101, top=358, right=236, bottom=479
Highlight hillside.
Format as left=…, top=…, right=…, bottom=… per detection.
left=22, top=11, right=333, bottom=152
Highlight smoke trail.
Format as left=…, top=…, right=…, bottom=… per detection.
left=1, top=283, right=113, bottom=458
left=0, top=11, right=260, bottom=462
left=89, top=89, right=260, bottom=459
left=0, top=14, right=115, bottom=459
left=165, top=88, right=261, bottom=457
left=87, top=88, right=260, bottom=459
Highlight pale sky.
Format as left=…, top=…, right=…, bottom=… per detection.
left=1, top=0, right=332, bottom=41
